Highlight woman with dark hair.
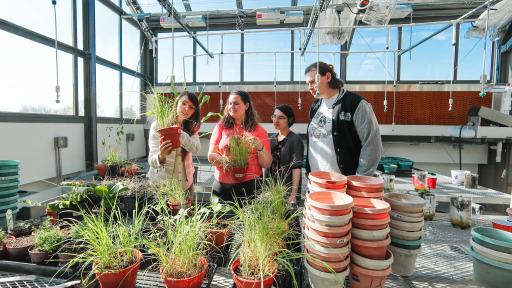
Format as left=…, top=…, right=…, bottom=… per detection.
left=266, top=104, right=304, bottom=205
left=147, top=91, right=201, bottom=191
left=304, top=61, right=382, bottom=176
left=208, top=90, right=272, bottom=205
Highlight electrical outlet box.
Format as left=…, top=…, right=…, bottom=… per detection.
left=54, top=136, right=68, bottom=148
left=126, top=133, right=135, bottom=141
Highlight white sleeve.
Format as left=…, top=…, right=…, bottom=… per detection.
left=180, top=132, right=201, bottom=154
left=148, top=122, right=162, bottom=169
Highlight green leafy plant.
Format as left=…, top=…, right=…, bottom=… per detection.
left=34, top=225, right=64, bottom=253
left=146, top=208, right=209, bottom=279
left=146, top=83, right=180, bottom=129
left=153, top=178, right=189, bottom=206
left=94, top=182, right=129, bottom=210
left=10, top=220, right=37, bottom=237
left=100, top=126, right=126, bottom=166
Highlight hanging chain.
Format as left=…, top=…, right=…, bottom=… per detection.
left=52, top=0, right=60, bottom=103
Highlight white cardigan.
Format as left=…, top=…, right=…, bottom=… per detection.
left=147, top=122, right=201, bottom=190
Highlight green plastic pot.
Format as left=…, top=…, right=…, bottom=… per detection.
left=0, top=181, right=19, bottom=188
left=398, top=161, right=414, bottom=170
left=0, top=194, right=18, bottom=204
left=383, top=164, right=398, bottom=174
left=469, top=246, right=512, bottom=288
left=0, top=175, right=19, bottom=185
left=391, top=237, right=422, bottom=250
left=0, top=188, right=18, bottom=196
left=0, top=160, right=19, bottom=170
left=472, top=227, right=512, bottom=254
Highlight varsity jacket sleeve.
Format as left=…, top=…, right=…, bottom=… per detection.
left=353, top=100, right=383, bottom=176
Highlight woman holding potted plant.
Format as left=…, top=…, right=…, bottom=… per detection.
left=148, top=91, right=201, bottom=192
left=208, top=90, right=272, bottom=206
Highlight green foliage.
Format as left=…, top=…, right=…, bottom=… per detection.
left=146, top=84, right=180, bottom=129
left=94, top=182, right=129, bottom=210
left=225, top=134, right=254, bottom=169
left=11, top=220, right=37, bottom=237
left=0, top=230, right=5, bottom=244
left=34, top=225, right=64, bottom=253
left=153, top=178, right=188, bottom=205
left=101, top=126, right=126, bottom=166
left=147, top=209, right=209, bottom=279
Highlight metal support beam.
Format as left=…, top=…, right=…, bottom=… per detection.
left=83, top=0, right=98, bottom=170
left=291, top=0, right=298, bottom=6
left=397, top=27, right=402, bottom=81
left=72, top=0, right=79, bottom=116
left=236, top=0, right=243, bottom=9
left=124, top=0, right=155, bottom=49
left=398, top=24, right=451, bottom=56
left=182, top=0, right=192, bottom=11
left=453, top=23, right=460, bottom=80
left=157, top=0, right=214, bottom=58
left=301, top=0, right=331, bottom=56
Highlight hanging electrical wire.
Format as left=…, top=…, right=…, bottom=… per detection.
left=384, top=27, right=390, bottom=112
left=479, top=0, right=491, bottom=97
left=274, top=53, right=277, bottom=108
left=218, top=34, right=224, bottom=110
left=298, top=31, right=303, bottom=111
left=170, top=0, right=175, bottom=84
left=449, top=23, right=457, bottom=112
left=392, top=52, right=397, bottom=125
left=315, top=29, right=321, bottom=98
left=52, top=0, right=60, bottom=104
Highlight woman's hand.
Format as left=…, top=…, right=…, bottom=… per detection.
left=158, top=138, right=174, bottom=164
left=247, top=135, right=264, bottom=152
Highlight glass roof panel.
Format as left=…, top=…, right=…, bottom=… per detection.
left=298, top=0, right=317, bottom=6
left=188, top=0, right=236, bottom=11
left=137, top=0, right=185, bottom=14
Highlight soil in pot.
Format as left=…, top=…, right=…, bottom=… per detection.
left=29, top=247, right=49, bottom=264
left=160, top=257, right=208, bottom=288
left=7, top=235, right=34, bottom=260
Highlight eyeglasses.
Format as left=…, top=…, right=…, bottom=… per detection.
left=271, top=115, right=287, bottom=121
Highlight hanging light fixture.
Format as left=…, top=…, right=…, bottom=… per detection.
left=52, top=0, right=60, bottom=103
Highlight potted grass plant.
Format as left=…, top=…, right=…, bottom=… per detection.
left=205, top=195, right=233, bottom=251
left=146, top=208, right=209, bottom=288
left=224, top=134, right=254, bottom=179
left=29, top=223, right=64, bottom=264
left=153, top=179, right=192, bottom=216
left=146, top=84, right=181, bottom=149
left=65, top=206, right=147, bottom=288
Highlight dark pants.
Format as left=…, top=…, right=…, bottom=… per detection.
left=212, top=178, right=261, bottom=208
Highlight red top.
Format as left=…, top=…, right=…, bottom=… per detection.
left=210, top=122, right=270, bottom=183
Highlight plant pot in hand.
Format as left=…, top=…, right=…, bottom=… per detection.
left=158, top=126, right=181, bottom=149
left=6, top=235, right=34, bottom=260
left=94, top=249, right=142, bottom=288
left=29, top=247, right=49, bottom=264
left=231, top=258, right=276, bottom=288
left=160, top=257, right=208, bottom=288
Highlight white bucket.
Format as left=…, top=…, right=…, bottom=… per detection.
left=389, top=245, right=422, bottom=276
left=451, top=170, right=469, bottom=186
left=305, top=258, right=349, bottom=288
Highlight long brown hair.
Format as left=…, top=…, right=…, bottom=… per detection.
left=221, top=90, right=259, bottom=132
left=304, top=61, right=344, bottom=89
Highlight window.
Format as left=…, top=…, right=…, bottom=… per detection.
left=0, top=30, right=74, bottom=115
left=157, top=32, right=193, bottom=83
left=294, top=31, right=341, bottom=82
left=123, top=74, right=141, bottom=119
left=122, top=20, right=141, bottom=72
left=457, top=22, right=493, bottom=80
left=96, top=1, right=120, bottom=63
left=191, top=1, right=236, bottom=10
left=347, top=28, right=398, bottom=81
left=96, top=64, right=120, bottom=117
left=78, top=57, right=85, bottom=116
left=0, top=0, right=73, bottom=46
left=196, top=33, right=241, bottom=82
left=401, top=24, right=453, bottom=81
left=244, top=0, right=292, bottom=9
left=244, top=30, right=291, bottom=81
left=137, top=0, right=170, bottom=13
left=77, top=0, right=83, bottom=49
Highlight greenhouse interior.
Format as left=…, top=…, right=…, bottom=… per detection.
left=1, top=0, right=512, bottom=287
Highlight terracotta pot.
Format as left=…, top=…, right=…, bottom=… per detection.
left=348, top=185, right=384, bottom=193
left=347, top=175, right=384, bottom=188
left=347, top=189, right=384, bottom=198
left=305, top=241, right=351, bottom=262
left=353, top=211, right=389, bottom=220
left=309, top=180, right=346, bottom=190
left=351, top=249, right=393, bottom=271
left=307, top=191, right=353, bottom=211
left=157, top=126, right=181, bottom=149
left=231, top=258, right=276, bottom=288
left=304, top=217, right=351, bottom=238
left=95, top=163, right=107, bottom=178
left=46, top=208, right=59, bottom=225
left=207, top=222, right=232, bottom=248
left=161, top=257, right=208, bottom=288
left=349, top=263, right=391, bottom=288
left=307, top=182, right=347, bottom=194
left=306, top=254, right=350, bottom=273
left=352, top=222, right=389, bottom=230
left=308, top=171, right=347, bottom=186
left=168, top=199, right=192, bottom=216
left=351, top=226, right=390, bottom=241
left=305, top=207, right=352, bottom=227
left=29, top=247, right=48, bottom=264
left=94, top=249, right=142, bottom=288
left=352, top=215, right=390, bottom=228
left=306, top=201, right=352, bottom=216
left=352, top=198, right=390, bottom=214
left=351, top=235, right=391, bottom=260
left=304, top=226, right=351, bottom=248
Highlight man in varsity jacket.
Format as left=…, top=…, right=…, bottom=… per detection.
left=304, top=61, right=382, bottom=176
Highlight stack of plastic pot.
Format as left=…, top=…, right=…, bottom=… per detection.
left=383, top=192, right=425, bottom=276
left=0, top=160, right=20, bottom=229
left=346, top=175, right=384, bottom=199
left=304, top=191, right=354, bottom=288
left=469, top=227, right=512, bottom=288
left=308, top=171, right=348, bottom=194
left=491, top=208, right=512, bottom=233
left=349, top=198, right=392, bottom=288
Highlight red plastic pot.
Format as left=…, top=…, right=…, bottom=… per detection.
left=352, top=215, right=390, bottom=227
left=353, top=222, right=389, bottom=230
left=309, top=180, right=346, bottom=190
left=427, top=176, right=437, bottom=189
left=306, top=191, right=353, bottom=211
left=353, top=211, right=389, bottom=220
left=157, top=126, right=181, bottom=149
left=305, top=241, right=351, bottom=262
left=308, top=182, right=346, bottom=194
left=95, top=163, right=107, bottom=178
left=352, top=198, right=390, bottom=214
left=347, top=189, right=384, bottom=198
left=349, top=262, right=392, bottom=288
left=231, top=258, right=276, bottom=288
left=304, top=226, right=351, bottom=248
left=207, top=222, right=232, bottom=248
left=351, top=235, right=391, bottom=260
left=347, top=175, right=384, bottom=188
left=161, top=257, right=208, bottom=288
left=94, top=249, right=142, bottom=288
left=308, top=171, right=347, bottom=186
left=306, top=202, right=352, bottom=216
left=348, top=185, right=384, bottom=193
left=306, top=254, right=350, bottom=273
left=304, top=217, right=351, bottom=238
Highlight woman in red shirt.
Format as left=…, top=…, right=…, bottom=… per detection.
left=208, top=90, right=272, bottom=206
